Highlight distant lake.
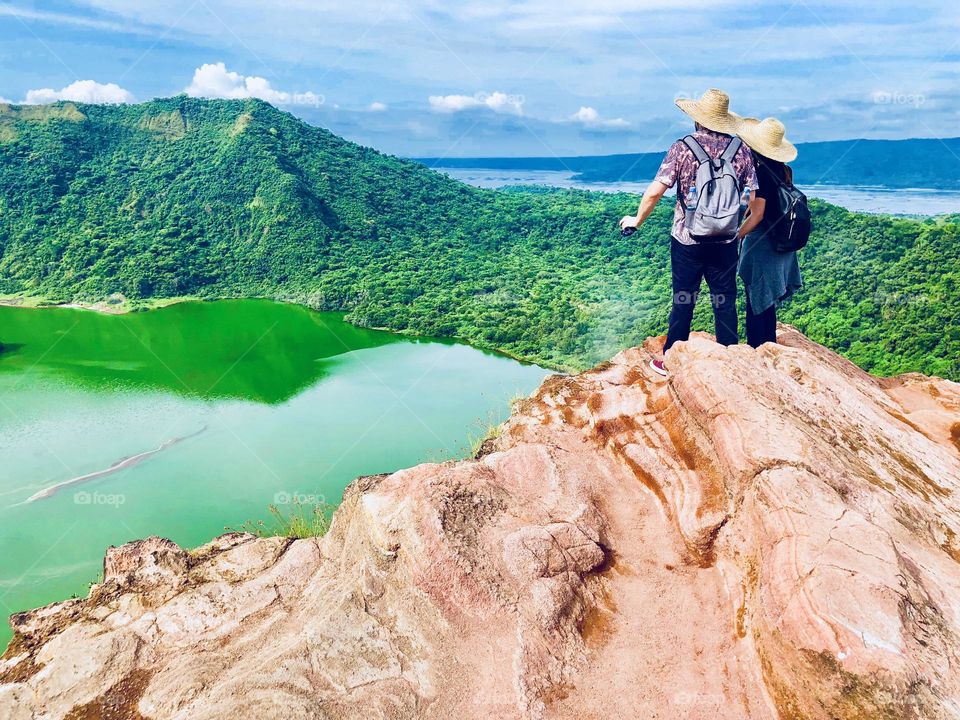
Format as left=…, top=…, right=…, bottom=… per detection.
left=438, top=167, right=960, bottom=216
left=0, top=300, right=549, bottom=649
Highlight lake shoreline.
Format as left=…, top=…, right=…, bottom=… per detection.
left=0, top=294, right=252, bottom=314
left=0, top=294, right=573, bottom=373
left=0, top=294, right=194, bottom=314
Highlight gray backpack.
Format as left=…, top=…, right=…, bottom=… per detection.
left=681, top=135, right=743, bottom=243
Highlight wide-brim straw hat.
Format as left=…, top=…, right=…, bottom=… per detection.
left=735, top=116, right=798, bottom=162
left=675, top=89, right=739, bottom=135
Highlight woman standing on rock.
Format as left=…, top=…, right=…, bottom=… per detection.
left=734, top=117, right=803, bottom=348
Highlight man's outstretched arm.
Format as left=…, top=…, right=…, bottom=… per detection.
left=620, top=180, right=670, bottom=231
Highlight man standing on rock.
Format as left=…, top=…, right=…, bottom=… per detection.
left=620, top=89, right=760, bottom=376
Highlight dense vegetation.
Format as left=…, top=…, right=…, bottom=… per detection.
left=1, top=98, right=957, bottom=379
left=421, top=136, right=960, bottom=189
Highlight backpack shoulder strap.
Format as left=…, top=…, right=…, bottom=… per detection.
left=720, top=136, right=742, bottom=163
left=681, top=135, right=710, bottom=164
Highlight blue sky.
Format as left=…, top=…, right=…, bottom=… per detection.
left=2, top=0, right=958, bottom=156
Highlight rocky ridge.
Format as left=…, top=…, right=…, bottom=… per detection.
left=2, top=328, right=960, bottom=719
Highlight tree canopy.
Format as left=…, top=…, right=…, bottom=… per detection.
left=1, top=97, right=956, bottom=379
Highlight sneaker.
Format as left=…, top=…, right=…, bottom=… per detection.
left=649, top=358, right=668, bottom=377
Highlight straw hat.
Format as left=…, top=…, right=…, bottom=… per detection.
left=675, top=89, right=739, bottom=135
left=735, top=116, right=797, bottom=162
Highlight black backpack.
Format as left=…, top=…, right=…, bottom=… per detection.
left=757, top=156, right=811, bottom=253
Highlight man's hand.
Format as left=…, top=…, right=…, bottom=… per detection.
left=622, top=181, right=670, bottom=234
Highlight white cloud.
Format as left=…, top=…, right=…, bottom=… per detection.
left=185, top=62, right=324, bottom=107
left=429, top=94, right=479, bottom=113
left=569, top=106, right=629, bottom=128
left=429, top=91, right=523, bottom=115
left=19, top=80, right=134, bottom=104
left=0, top=96, right=12, bottom=104
left=368, top=101, right=388, bottom=112
left=570, top=106, right=600, bottom=123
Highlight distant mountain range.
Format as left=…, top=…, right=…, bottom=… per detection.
left=417, top=137, right=960, bottom=189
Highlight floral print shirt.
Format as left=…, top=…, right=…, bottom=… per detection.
left=655, top=129, right=758, bottom=245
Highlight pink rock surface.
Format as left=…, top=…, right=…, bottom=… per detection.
left=2, top=327, right=959, bottom=719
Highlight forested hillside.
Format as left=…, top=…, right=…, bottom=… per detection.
left=1, top=97, right=957, bottom=378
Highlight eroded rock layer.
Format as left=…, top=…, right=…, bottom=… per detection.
left=3, top=328, right=960, bottom=719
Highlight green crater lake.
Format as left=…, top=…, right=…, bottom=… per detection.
left=0, top=300, right=550, bottom=649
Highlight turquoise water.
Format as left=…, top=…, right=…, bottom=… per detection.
left=0, top=300, right=550, bottom=648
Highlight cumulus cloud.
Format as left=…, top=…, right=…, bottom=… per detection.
left=429, top=94, right=478, bottom=113
left=428, top=91, right=523, bottom=115
left=368, top=101, right=388, bottom=112
left=569, top=106, right=629, bottom=128
left=15, top=80, right=135, bottom=105
left=185, top=62, right=323, bottom=107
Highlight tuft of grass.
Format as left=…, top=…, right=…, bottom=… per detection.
left=464, top=398, right=526, bottom=457
left=508, top=392, right=528, bottom=407
left=234, top=498, right=335, bottom=539
left=469, top=419, right=503, bottom=457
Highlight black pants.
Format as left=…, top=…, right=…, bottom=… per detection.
left=665, top=239, right=739, bottom=352
left=745, top=294, right=777, bottom=348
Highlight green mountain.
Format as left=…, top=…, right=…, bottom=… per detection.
left=419, top=137, right=960, bottom=189
left=1, top=97, right=957, bottom=378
